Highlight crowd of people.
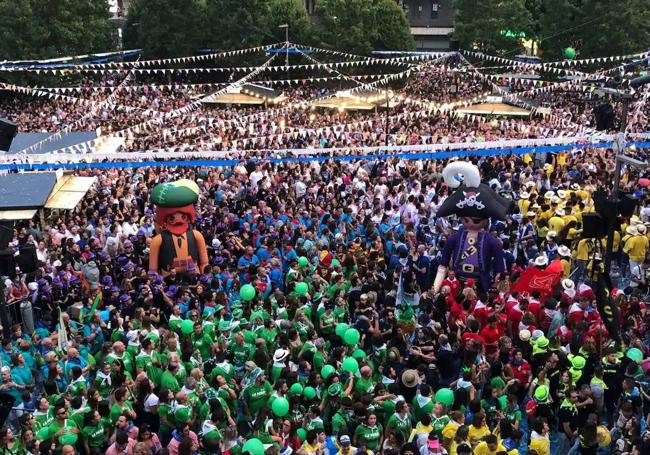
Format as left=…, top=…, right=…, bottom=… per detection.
left=0, top=53, right=649, bottom=455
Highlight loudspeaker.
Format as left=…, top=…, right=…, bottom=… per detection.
left=0, top=118, right=17, bottom=152
left=582, top=213, right=607, bottom=238
left=617, top=191, right=638, bottom=218
left=0, top=221, right=12, bottom=249
left=0, top=249, right=16, bottom=277
left=16, top=244, right=38, bottom=274
left=593, top=103, right=615, bottom=131
left=0, top=393, right=14, bottom=427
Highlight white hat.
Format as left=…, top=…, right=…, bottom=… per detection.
left=626, top=225, right=639, bottom=236
left=544, top=191, right=555, bottom=199
left=571, top=183, right=580, bottom=190
left=534, top=255, right=549, bottom=267
left=525, top=181, right=535, bottom=188
left=27, top=282, right=38, bottom=292
left=554, top=207, right=565, bottom=216
left=519, top=329, right=531, bottom=342
left=562, top=279, right=576, bottom=298
left=526, top=211, right=537, bottom=218
left=520, top=191, right=530, bottom=200
left=544, top=163, right=552, bottom=170
left=558, top=245, right=571, bottom=257
left=211, top=238, right=221, bottom=249
left=551, top=196, right=562, bottom=205
left=546, top=231, right=557, bottom=241
left=638, top=224, right=647, bottom=234
left=273, top=348, right=290, bottom=363
left=557, top=190, right=567, bottom=199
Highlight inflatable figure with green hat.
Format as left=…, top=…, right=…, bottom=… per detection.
left=149, top=179, right=209, bottom=276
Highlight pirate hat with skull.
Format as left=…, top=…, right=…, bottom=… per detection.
left=437, top=161, right=512, bottom=220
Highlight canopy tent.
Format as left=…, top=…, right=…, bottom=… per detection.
left=45, top=175, right=97, bottom=210
left=456, top=102, right=532, bottom=117
left=7, top=132, right=97, bottom=155
left=0, top=173, right=57, bottom=209
left=311, top=89, right=401, bottom=111
left=0, top=209, right=37, bottom=221
left=201, top=83, right=286, bottom=105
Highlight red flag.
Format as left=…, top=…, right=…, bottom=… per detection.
left=511, top=266, right=562, bottom=294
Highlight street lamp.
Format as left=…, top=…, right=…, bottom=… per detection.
left=278, top=24, right=289, bottom=66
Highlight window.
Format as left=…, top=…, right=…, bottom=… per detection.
left=431, top=1, right=439, bottom=19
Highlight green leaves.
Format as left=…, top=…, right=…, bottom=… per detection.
left=0, top=0, right=115, bottom=60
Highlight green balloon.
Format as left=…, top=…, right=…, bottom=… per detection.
left=498, top=394, right=507, bottom=410
left=331, top=258, right=341, bottom=268
left=240, top=284, right=256, bottom=301
left=289, top=383, right=303, bottom=395
left=181, top=319, right=194, bottom=335
left=243, top=438, right=265, bottom=455
left=298, top=256, right=309, bottom=267
left=295, top=282, right=308, bottom=296
left=342, top=356, right=359, bottom=374
left=352, top=348, right=366, bottom=360
left=321, top=364, right=336, bottom=379
left=59, top=432, right=78, bottom=446
left=335, top=323, right=349, bottom=337
left=627, top=347, right=644, bottom=362
left=36, top=427, right=50, bottom=441
left=272, top=396, right=290, bottom=417
left=303, top=386, right=317, bottom=400
left=564, top=47, right=576, bottom=59
left=434, top=388, right=455, bottom=407
left=343, top=328, right=361, bottom=346
left=297, top=428, right=307, bottom=443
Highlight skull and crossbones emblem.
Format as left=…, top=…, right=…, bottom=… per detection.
left=456, top=191, right=485, bottom=210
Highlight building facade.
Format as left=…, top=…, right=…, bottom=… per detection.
left=303, top=1, right=454, bottom=51
left=398, top=0, right=454, bottom=50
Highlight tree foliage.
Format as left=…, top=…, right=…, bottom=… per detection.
left=453, top=0, right=532, bottom=55
left=373, top=0, right=416, bottom=51
left=0, top=0, right=115, bottom=60
left=455, top=0, right=650, bottom=58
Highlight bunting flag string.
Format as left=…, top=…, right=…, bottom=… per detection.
left=2, top=133, right=642, bottom=164
left=43, top=54, right=281, bottom=155
left=0, top=44, right=280, bottom=71
left=0, top=54, right=450, bottom=75
left=35, top=72, right=407, bottom=94
left=0, top=49, right=142, bottom=66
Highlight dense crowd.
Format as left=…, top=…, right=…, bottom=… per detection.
left=0, top=56, right=650, bottom=455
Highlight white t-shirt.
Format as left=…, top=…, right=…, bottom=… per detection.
left=144, top=393, right=159, bottom=412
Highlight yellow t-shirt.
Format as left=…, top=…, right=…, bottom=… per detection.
left=529, top=435, right=550, bottom=455
left=474, top=441, right=507, bottom=455
left=624, top=235, right=649, bottom=262
left=518, top=199, right=531, bottom=215
left=575, top=239, right=592, bottom=261
left=561, top=259, right=571, bottom=278
left=468, top=424, right=491, bottom=446
left=600, top=231, right=621, bottom=253
left=557, top=153, right=568, bottom=166
left=441, top=421, right=460, bottom=444
left=548, top=216, right=566, bottom=233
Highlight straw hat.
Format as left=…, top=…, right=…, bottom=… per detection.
left=558, top=245, right=571, bottom=257
left=557, top=189, right=567, bottom=199
left=534, top=255, right=549, bottom=267
left=554, top=207, right=565, bottom=216
left=626, top=225, right=639, bottom=236
left=551, top=196, right=562, bottom=205
left=519, top=329, right=531, bottom=342
left=401, top=369, right=419, bottom=388
left=546, top=231, right=557, bottom=241
left=273, top=348, right=290, bottom=363
left=544, top=191, right=555, bottom=199
left=638, top=224, right=647, bottom=234
left=526, top=211, right=537, bottom=218
left=519, top=191, right=530, bottom=200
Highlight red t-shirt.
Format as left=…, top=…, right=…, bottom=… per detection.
left=510, top=360, right=532, bottom=386
left=442, top=278, right=462, bottom=299
left=480, top=325, right=502, bottom=354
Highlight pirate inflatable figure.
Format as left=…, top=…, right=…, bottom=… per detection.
left=149, top=179, right=209, bottom=276
left=433, top=162, right=512, bottom=293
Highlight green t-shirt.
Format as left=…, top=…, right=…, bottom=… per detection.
left=82, top=423, right=105, bottom=448
left=244, top=381, right=272, bottom=415
left=110, top=401, right=133, bottom=424
left=355, top=377, right=375, bottom=395
left=332, top=410, right=349, bottom=434
left=34, top=410, right=54, bottom=430
left=387, top=413, right=412, bottom=441
left=431, top=415, right=450, bottom=437
left=354, top=423, right=383, bottom=450
left=136, top=351, right=163, bottom=386
left=161, top=370, right=180, bottom=393
left=230, top=342, right=254, bottom=366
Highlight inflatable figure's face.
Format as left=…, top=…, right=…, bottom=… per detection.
left=163, top=211, right=191, bottom=235
left=460, top=216, right=489, bottom=231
